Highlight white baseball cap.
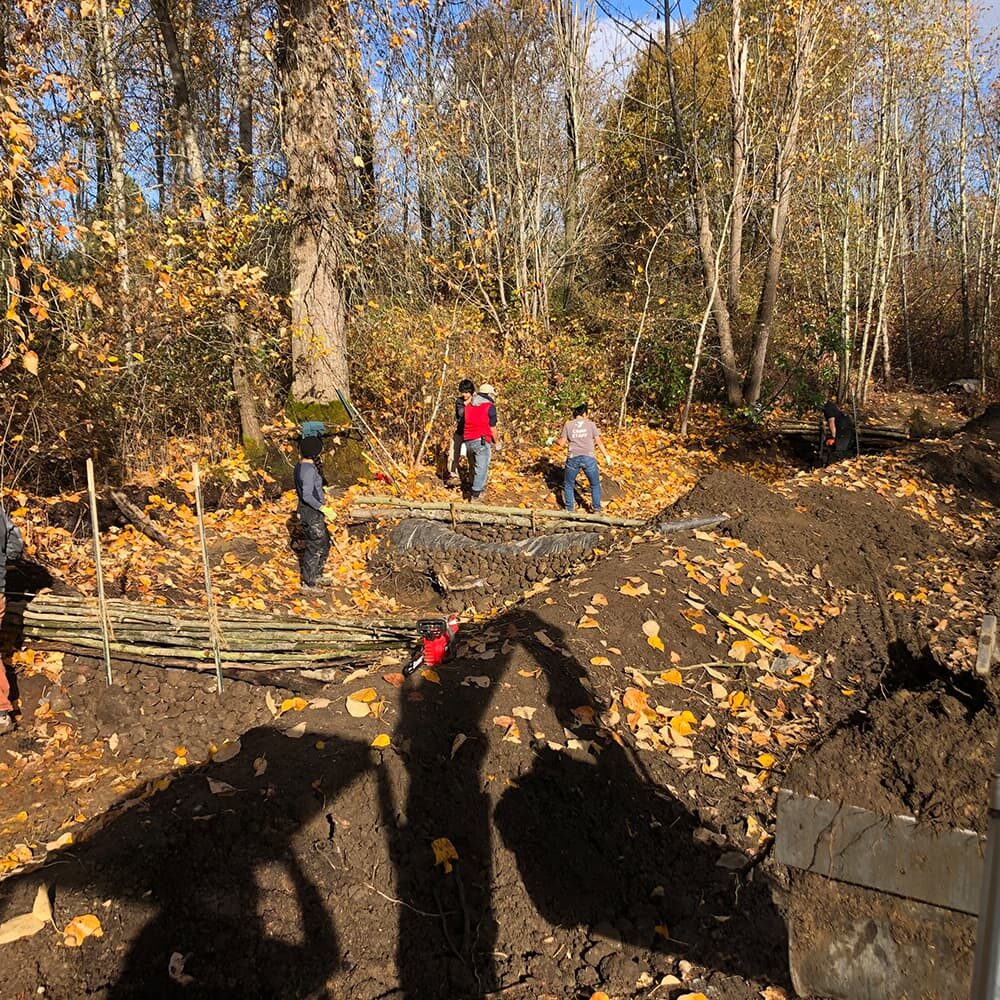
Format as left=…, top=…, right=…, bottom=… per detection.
left=478, top=383, right=496, bottom=396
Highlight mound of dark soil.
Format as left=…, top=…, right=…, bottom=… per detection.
left=963, top=403, right=1000, bottom=444
left=786, top=643, right=997, bottom=832
left=0, top=462, right=973, bottom=1000
left=912, top=403, right=1000, bottom=501
left=670, top=470, right=942, bottom=589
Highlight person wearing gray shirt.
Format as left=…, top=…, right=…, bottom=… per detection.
left=558, top=403, right=612, bottom=512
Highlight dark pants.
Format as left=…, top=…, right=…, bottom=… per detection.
left=298, top=507, right=330, bottom=585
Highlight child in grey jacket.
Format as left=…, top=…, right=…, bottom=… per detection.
left=294, top=437, right=334, bottom=591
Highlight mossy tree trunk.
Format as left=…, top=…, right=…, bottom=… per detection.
left=278, top=0, right=352, bottom=404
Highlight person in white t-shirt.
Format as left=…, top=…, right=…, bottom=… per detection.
left=557, top=403, right=611, bottom=512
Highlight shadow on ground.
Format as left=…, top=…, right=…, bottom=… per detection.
left=0, top=610, right=791, bottom=999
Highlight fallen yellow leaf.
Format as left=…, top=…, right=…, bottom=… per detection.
left=647, top=634, right=665, bottom=651
left=622, top=688, right=649, bottom=713
left=577, top=615, right=600, bottom=629
left=420, top=668, right=441, bottom=684
left=590, top=656, right=612, bottom=666
left=728, top=639, right=755, bottom=661
left=432, top=837, right=459, bottom=873
left=63, top=913, right=103, bottom=947
left=671, top=710, right=698, bottom=736
left=348, top=687, right=378, bottom=703
left=278, top=697, right=308, bottom=716
left=757, top=753, right=776, bottom=768
left=371, top=733, right=391, bottom=748
left=660, top=668, right=683, bottom=685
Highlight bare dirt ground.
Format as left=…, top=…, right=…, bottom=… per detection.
left=0, top=401, right=994, bottom=1000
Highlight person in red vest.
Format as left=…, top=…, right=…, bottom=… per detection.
left=462, top=383, right=498, bottom=501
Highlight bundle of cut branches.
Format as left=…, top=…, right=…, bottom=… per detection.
left=5, top=593, right=422, bottom=671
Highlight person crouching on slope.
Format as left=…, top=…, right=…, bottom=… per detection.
left=294, top=436, right=335, bottom=592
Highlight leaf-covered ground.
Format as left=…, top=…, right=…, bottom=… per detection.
left=0, top=400, right=994, bottom=999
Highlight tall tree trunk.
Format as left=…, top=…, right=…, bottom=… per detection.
left=958, top=0, right=972, bottom=367
left=553, top=0, right=592, bottom=309
left=662, top=0, right=740, bottom=404
left=94, top=0, right=133, bottom=356
left=726, top=0, right=748, bottom=318
left=236, top=0, right=253, bottom=204
left=278, top=0, right=350, bottom=402
left=228, top=0, right=261, bottom=453
left=743, top=9, right=817, bottom=404
left=149, top=0, right=213, bottom=222
left=348, top=48, right=376, bottom=224
left=0, top=0, right=30, bottom=330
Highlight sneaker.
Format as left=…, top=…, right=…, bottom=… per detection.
left=0, top=712, right=13, bottom=735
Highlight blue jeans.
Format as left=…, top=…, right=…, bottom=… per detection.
left=465, top=438, right=492, bottom=494
left=564, top=455, right=601, bottom=511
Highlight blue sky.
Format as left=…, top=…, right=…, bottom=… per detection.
left=590, top=0, right=1000, bottom=84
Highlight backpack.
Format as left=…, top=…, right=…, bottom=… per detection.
left=300, top=421, right=326, bottom=439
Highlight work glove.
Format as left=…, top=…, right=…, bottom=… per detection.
left=825, top=437, right=835, bottom=448
left=544, top=435, right=556, bottom=446
left=320, top=505, right=336, bottom=521
left=604, top=455, right=612, bottom=468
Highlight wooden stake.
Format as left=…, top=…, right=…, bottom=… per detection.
left=192, top=463, right=224, bottom=693
left=86, top=458, right=114, bottom=685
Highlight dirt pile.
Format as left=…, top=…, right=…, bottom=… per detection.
left=787, top=646, right=998, bottom=833
left=370, top=518, right=602, bottom=613
left=670, top=469, right=943, bottom=589
left=916, top=403, right=1000, bottom=501
left=0, top=456, right=987, bottom=1000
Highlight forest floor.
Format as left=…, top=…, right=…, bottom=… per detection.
left=0, top=393, right=994, bottom=1000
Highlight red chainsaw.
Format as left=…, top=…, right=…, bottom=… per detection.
left=404, top=615, right=460, bottom=677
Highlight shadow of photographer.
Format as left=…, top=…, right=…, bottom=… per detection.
left=390, top=607, right=791, bottom=997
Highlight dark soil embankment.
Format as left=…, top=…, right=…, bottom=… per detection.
left=916, top=403, right=1000, bottom=501
left=670, top=469, right=943, bottom=589
left=0, top=452, right=988, bottom=999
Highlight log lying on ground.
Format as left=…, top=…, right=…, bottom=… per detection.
left=4, top=593, right=422, bottom=670
left=111, top=491, right=172, bottom=547
left=351, top=496, right=730, bottom=534
left=773, top=421, right=910, bottom=442
left=351, top=495, right=644, bottom=528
